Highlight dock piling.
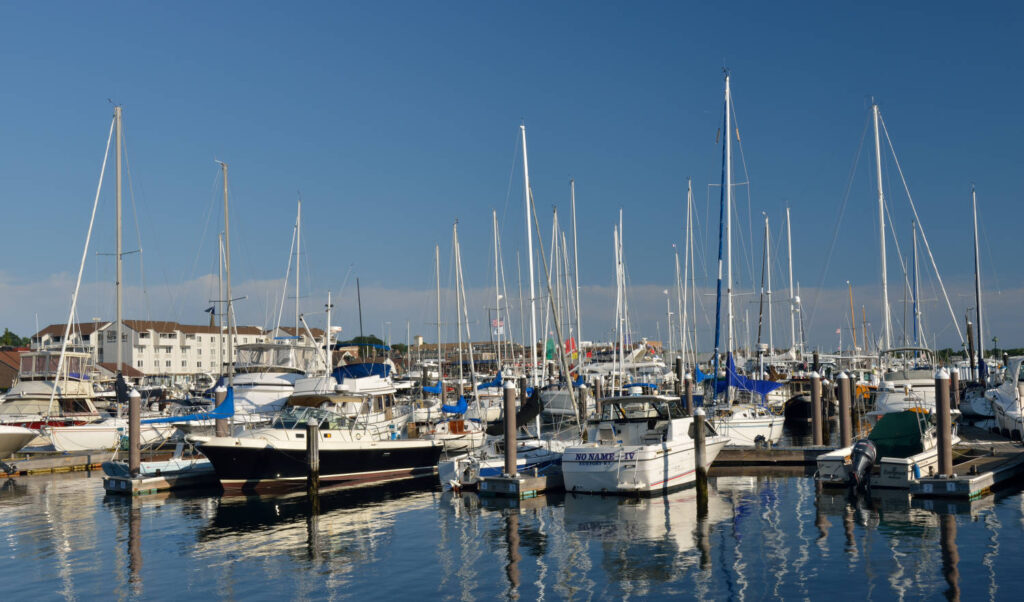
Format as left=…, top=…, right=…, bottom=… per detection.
left=950, top=369, right=960, bottom=410
left=936, top=368, right=953, bottom=477
left=504, top=381, right=517, bottom=477
left=214, top=386, right=228, bottom=437
left=837, top=372, right=851, bottom=448
left=694, top=407, right=708, bottom=509
left=128, top=388, right=141, bottom=476
left=674, top=357, right=683, bottom=396
left=683, top=372, right=693, bottom=415
left=811, top=371, right=823, bottom=446
left=306, top=420, right=320, bottom=496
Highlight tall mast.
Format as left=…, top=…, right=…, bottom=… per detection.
left=114, top=105, right=123, bottom=376
left=325, top=291, right=333, bottom=371
left=435, top=245, right=442, bottom=387
left=765, top=214, right=774, bottom=357
left=912, top=221, right=921, bottom=346
left=725, top=75, right=734, bottom=373
left=712, top=76, right=729, bottom=400
left=972, top=186, right=985, bottom=379
left=521, top=125, right=538, bottom=388
left=786, top=206, right=796, bottom=357
left=493, top=209, right=501, bottom=370
left=218, top=233, right=225, bottom=374
left=676, top=247, right=684, bottom=367
left=618, top=210, right=626, bottom=384
left=872, top=103, right=892, bottom=350
left=570, top=178, right=582, bottom=369
left=848, top=281, right=858, bottom=352
left=295, top=199, right=301, bottom=334
left=219, top=162, right=233, bottom=389
left=453, top=224, right=464, bottom=391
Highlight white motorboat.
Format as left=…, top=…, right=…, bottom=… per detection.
left=988, top=356, right=1024, bottom=440
left=0, top=349, right=105, bottom=429
left=870, top=350, right=938, bottom=420
left=0, top=425, right=37, bottom=458
left=709, top=403, right=783, bottom=446
left=562, top=396, right=728, bottom=495
left=422, top=418, right=485, bottom=452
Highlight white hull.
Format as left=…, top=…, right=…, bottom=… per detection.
left=0, top=425, right=37, bottom=458
left=563, top=437, right=727, bottom=494
left=817, top=435, right=961, bottom=489
left=712, top=406, right=783, bottom=446
left=44, top=424, right=121, bottom=452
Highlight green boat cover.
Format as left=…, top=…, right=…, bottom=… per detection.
left=869, top=410, right=928, bottom=458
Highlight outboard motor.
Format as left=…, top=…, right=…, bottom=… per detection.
left=848, top=439, right=877, bottom=491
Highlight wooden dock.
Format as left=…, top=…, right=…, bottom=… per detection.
left=102, top=464, right=218, bottom=496
left=715, top=445, right=834, bottom=467
left=911, top=441, right=1024, bottom=501
left=1, top=451, right=108, bottom=476
left=479, top=467, right=564, bottom=499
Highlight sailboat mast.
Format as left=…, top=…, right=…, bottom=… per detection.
left=454, top=224, right=464, bottom=392
left=435, top=245, right=442, bottom=389
left=521, top=125, right=538, bottom=388
left=676, top=247, right=684, bottom=368
left=493, top=209, right=501, bottom=370
left=725, top=75, right=734, bottom=369
left=114, top=106, right=124, bottom=375
left=765, top=214, right=774, bottom=357
left=972, top=186, right=985, bottom=379
left=218, top=233, right=225, bottom=374
left=296, top=199, right=301, bottom=334
left=786, top=206, right=796, bottom=357
left=872, top=103, right=892, bottom=350
left=570, top=179, right=582, bottom=369
left=912, top=221, right=921, bottom=346
left=220, top=162, right=234, bottom=389
left=848, top=281, right=858, bottom=352
left=712, top=77, right=728, bottom=399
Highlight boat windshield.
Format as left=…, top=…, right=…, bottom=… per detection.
left=272, top=406, right=354, bottom=430
left=235, top=344, right=317, bottom=374
left=597, top=397, right=684, bottom=421
left=19, top=351, right=92, bottom=380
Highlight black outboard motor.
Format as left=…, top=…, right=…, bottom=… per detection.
left=848, top=439, right=877, bottom=491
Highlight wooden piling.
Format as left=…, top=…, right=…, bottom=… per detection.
left=811, top=371, right=822, bottom=446
left=128, top=388, right=141, bottom=476
left=694, top=407, right=708, bottom=507
left=306, top=420, right=320, bottom=496
left=950, top=369, right=960, bottom=410
left=504, top=381, right=517, bottom=477
left=683, top=372, right=693, bottom=415
left=214, top=386, right=228, bottom=438
left=837, top=372, right=851, bottom=448
left=936, top=368, right=953, bottom=476
left=674, top=357, right=683, bottom=396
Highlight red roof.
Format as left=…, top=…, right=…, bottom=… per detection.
left=98, top=362, right=145, bottom=378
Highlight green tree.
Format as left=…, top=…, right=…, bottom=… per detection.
left=0, top=328, right=28, bottom=347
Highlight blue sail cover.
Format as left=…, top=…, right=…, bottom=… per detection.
left=441, top=396, right=468, bottom=414
left=332, top=362, right=391, bottom=382
left=142, top=387, right=235, bottom=424
left=694, top=364, right=713, bottom=383
left=477, top=371, right=502, bottom=389
left=713, top=355, right=784, bottom=402
left=572, top=374, right=585, bottom=388
left=422, top=381, right=442, bottom=394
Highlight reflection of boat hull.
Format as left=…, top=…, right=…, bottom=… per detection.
left=200, top=436, right=443, bottom=493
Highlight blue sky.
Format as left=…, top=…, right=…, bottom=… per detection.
left=1, top=2, right=1021, bottom=352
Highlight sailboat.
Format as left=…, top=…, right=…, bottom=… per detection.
left=703, top=73, right=783, bottom=447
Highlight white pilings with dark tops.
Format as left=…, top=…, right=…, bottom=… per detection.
left=837, top=372, right=851, bottom=448
left=811, top=371, right=822, bottom=446
left=936, top=368, right=953, bottom=477
left=504, top=381, right=517, bottom=477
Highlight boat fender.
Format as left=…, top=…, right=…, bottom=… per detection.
left=912, top=463, right=921, bottom=479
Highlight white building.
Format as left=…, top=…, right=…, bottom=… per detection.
left=32, top=320, right=267, bottom=377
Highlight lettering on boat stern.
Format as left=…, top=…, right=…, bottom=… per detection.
left=573, top=451, right=636, bottom=464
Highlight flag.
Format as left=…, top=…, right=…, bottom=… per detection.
left=835, top=328, right=841, bottom=335
left=205, top=306, right=216, bottom=315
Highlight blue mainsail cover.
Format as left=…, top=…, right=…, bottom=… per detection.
left=142, top=387, right=235, bottom=424
left=422, top=381, right=442, bottom=394
left=332, top=362, right=391, bottom=382
left=713, top=355, right=784, bottom=402
left=695, top=364, right=713, bottom=383
left=477, top=371, right=502, bottom=389
left=441, top=395, right=468, bottom=414
left=572, top=374, right=585, bottom=388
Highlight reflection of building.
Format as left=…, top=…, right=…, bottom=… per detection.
left=32, top=320, right=266, bottom=377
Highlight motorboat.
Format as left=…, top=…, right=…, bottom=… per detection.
left=0, top=425, right=37, bottom=458
left=0, top=349, right=104, bottom=429
left=988, top=356, right=1024, bottom=440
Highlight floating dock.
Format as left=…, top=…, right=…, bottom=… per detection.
left=479, top=467, right=564, bottom=499
left=911, top=441, right=1024, bottom=501
left=0, top=451, right=108, bottom=476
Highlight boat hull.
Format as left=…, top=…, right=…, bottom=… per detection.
left=0, top=426, right=37, bottom=458
left=562, top=437, right=727, bottom=495
left=199, top=436, right=443, bottom=493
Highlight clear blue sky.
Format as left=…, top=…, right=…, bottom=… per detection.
left=1, top=2, right=1021, bottom=351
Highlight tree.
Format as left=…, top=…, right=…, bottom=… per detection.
left=0, top=329, right=28, bottom=347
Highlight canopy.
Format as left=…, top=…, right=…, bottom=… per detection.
left=142, top=387, right=235, bottom=424
left=477, top=371, right=503, bottom=390
left=441, top=396, right=468, bottom=414
left=713, top=354, right=784, bottom=402
left=695, top=364, right=713, bottom=383
left=332, top=362, right=391, bottom=382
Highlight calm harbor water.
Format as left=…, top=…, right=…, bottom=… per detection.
left=1, top=470, right=1022, bottom=600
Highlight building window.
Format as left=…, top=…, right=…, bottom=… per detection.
left=181, top=361, right=187, bottom=367
left=165, top=360, right=171, bottom=367
left=197, top=361, right=202, bottom=367
left=140, top=333, right=150, bottom=339
left=136, top=360, right=143, bottom=368
left=197, top=349, right=202, bottom=355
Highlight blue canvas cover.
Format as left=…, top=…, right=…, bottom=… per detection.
left=441, top=396, right=468, bottom=414
left=713, top=354, right=784, bottom=402
left=142, top=387, right=235, bottom=424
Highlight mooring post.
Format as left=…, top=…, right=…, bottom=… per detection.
left=683, top=372, right=694, bottom=415
left=811, top=371, right=822, bottom=446
left=674, top=357, right=684, bottom=396
left=504, top=380, right=517, bottom=477
left=128, top=388, right=141, bottom=476
left=306, top=420, right=320, bottom=496
left=950, top=369, right=960, bottom=411
left=936, top=368, right=953, bottom=477
left=214, top=385, right=228, bottom=437
left=837, top=372, right=851, bottom=448
left=694, top=407, right=708, bottom=508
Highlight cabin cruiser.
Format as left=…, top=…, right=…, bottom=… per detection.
left=0, top=349, right=104, bottom=429
left=199, top=405, right=442, bottom=493
left=870, top=348, right=938, bottom=421
left=562, top=396, right=728, bottom=495
left=227, top=342, right=321, bottom=415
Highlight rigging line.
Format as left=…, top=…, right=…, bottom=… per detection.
left=806, top=113, right=870, bottom=329
left=977, top=207, right=1003, bottom=295
left=730, top=94, right=758, bottom=292
left=47, top=115, right=115, bottom=419
left=120, top=121, right=151, bottom=323
left=185, top=169, right=222, bottom=309
left=499, top=132, right=521, bottom=243
left=878, top=114, right=964, bottom=343
left=274, top=220, right=298, bottom=333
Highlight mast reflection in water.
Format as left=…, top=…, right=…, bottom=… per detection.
left=0, top=473, right=1022, bottom=599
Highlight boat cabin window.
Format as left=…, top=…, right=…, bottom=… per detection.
left=687, top=420, right=719, bottom=439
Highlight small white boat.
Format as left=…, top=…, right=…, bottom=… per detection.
left=989, top=356, right=1024, bottom=440
left=0, top=425, right=37, bottom=458
left=43, top=422, right=122, bottom=452
left=422, top=418, right=485, bottom=453
left=710, top=403, right=783, bottom=446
